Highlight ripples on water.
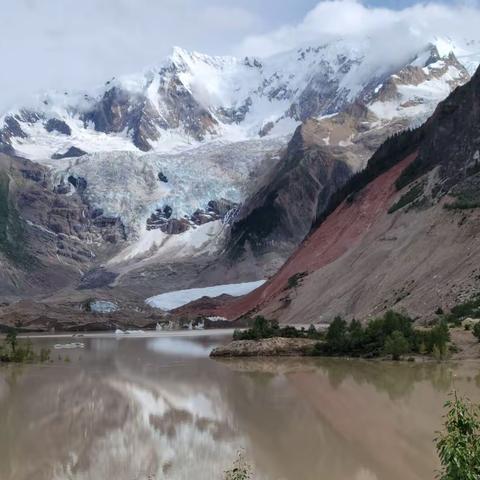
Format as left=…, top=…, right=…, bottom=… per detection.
left=0, top=332, right=479, bottom=480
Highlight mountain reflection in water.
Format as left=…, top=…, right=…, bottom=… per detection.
left=0, top=332, right=479, bottom=480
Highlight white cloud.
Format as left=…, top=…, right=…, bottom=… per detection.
left=199, top=6, right=261, bottom=31
left=1, top=0, right=480, bottom=113
left=236, top=0, right=480, bottom=58
left=0, top=0, right=262, bottom=112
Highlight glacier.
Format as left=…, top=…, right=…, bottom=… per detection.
left=1, top=36, right=479, bottom=265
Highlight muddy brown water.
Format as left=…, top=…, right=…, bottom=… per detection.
left=1, top=331, right=479, bottom=480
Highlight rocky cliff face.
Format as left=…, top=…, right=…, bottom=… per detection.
left=226, top=121, right=353, bottom=263
left=218, top=44, right=476, bottom=280
left=82, top=77, right=218, bottom=152
left=218, top=65, right=480, bottom=324
left=225, top=105, right=411, bottom=268
left=0, top=154, right=126, bottom=298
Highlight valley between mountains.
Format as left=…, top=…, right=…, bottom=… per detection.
left=1, top=36, right=480, bottom=331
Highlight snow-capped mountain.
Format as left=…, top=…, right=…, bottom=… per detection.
left=0, top=36, right=478, bottom=272
left=1, top=33, right=480, bottom=327
left=1, top=37, right=478, bottom=161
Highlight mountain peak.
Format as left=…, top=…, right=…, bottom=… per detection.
left=168, top=46, right=237, bottom=71
left=1, top=36, right=479, bottom=160
left=170, top=45, right=195, bottom=64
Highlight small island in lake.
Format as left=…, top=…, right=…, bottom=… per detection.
left=211, top=303, right=480, bottom=361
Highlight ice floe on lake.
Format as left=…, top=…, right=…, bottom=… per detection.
left=54, top=343, right=85, bottom=350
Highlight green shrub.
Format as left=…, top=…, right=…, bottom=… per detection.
left=473, top=322, right=480, bottom=342
left=233, top=316, right=323, bottom=341
left=317, top=311, right=451, bottom=359
left=436, top=392, right=480, bottom=480
left=325, top=316, right=349, bottom=354
left=446, top=295, right=480, bottom=324
left=429, top=321, right=450, bottom=355
left=388, top=182, right=425, bottom=214
left=39, top=347, right=51, bottom=363
left=414, top=321, right=450, bottom=358
left=362, top=311, right=415, bottom=356
left=444, top=199, right=480, bottom=210
left=307, top=324, right=317, bottom=339
left=233, top=316, right=276, bottom=340
left=433, top=344, right=446, bottom=362
left=1, top=329, right=51, bottom=364
left=279, top=325, right=303, bottom=338
left=232, top=329, right=243, bottom=341
left=311, top=342, right=325, bottom=356
left=384, top=331, right=410, bottom=360
left=6, top=329, right=18, bottom=353
left=395, top=158, right=426, bottom=190
left=348, top=319, right=365, bottom=353
left=287, top=272, right=307, bottom=289
left=444, top=183, right=480, bottom=210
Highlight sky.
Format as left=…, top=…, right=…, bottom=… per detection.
left=1, top=0, right=480, bottom=112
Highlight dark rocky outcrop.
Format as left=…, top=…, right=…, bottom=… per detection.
left=82, top=77, right=219, bottom=151
left=160, top=218, right=191, bottom=235
left=227, top=120, right=352, bottom=261
left=362, top=48, right=469, bottom=109
left=3, top=116, right=27, bottom=139
left=79, top=268, right=119, bottom=289
left=146, top=199, right=238, bottom=233
left=190, top=209, right=215, bottom=226
left=0, top=116, right=27, bottom=152
left=155, top=73, right=218, bottom=141
left=45, top=118, right=72, bottom=136
left=158, top=172, right=168, bottom=183
left=82, top=87, right=163, bottom=151
left=146, top=205, right=173, bottom=231
left=67, top=175, right=88, bottom=192
left=216, top=97, right=253, bottom=124
left=207, top=199, right=237, bottom=217
left=52, top=146, right=87, bottom=159
left=394, top=64, right=480, bottom=194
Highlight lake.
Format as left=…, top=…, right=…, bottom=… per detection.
left=1, top=331, right=479, bottom=480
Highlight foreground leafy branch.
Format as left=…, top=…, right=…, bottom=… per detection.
left=224, top=451, right=252, bottom=480
left=436, top=392, right=480, bottom=480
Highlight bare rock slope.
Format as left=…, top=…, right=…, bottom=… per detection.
left=220, top=65, right=480, bottom=324
left=0, top=153, right=126, bottom=299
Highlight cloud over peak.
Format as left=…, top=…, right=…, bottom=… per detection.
left=236, top=0, right=480, bottom=58
left=1, top=0, right=480, bottom=112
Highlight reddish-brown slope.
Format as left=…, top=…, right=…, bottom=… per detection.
left=219, top=152, right=417, bottom=319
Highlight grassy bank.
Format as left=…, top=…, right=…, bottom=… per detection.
left=0, top=329, right=50, bottom=364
